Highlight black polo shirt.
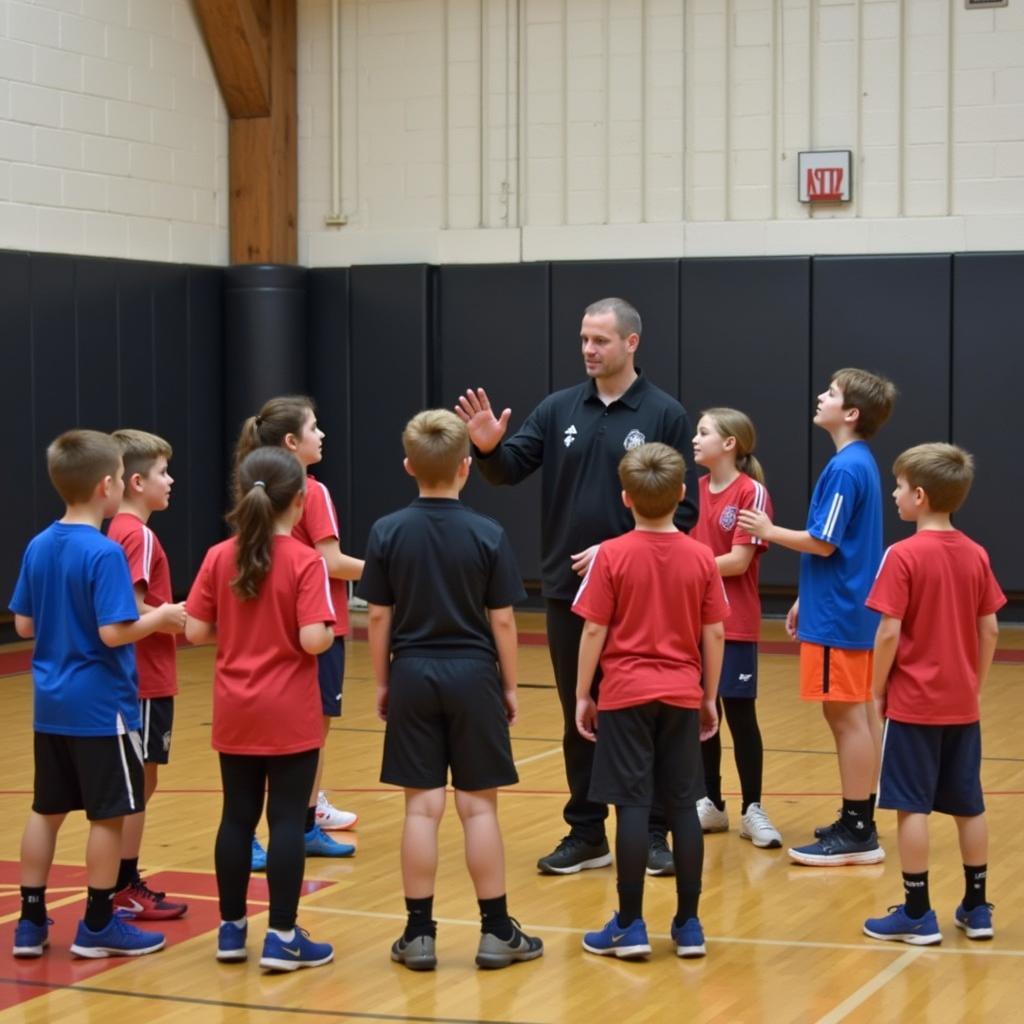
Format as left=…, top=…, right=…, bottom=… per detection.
left=355, top=498, right=526, bottom=659
left=474, top=370, right=698, bottom=600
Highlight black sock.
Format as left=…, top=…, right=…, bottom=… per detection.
left=304, top=806, right=316, bottom=832
left=902, top=871, right=930, bottom=918
left=116, top=856, right=139, bottom=892
left=617, top=882, right=644, bottom=928
left=963, top=864, right=988, bottom=911
left=20, top=886, right=46, bottom=926
left=868, top=792, right=877, bottom=829
left=404, top=896, right=436, bottom=940
left=85, top=886, right=115, bottom=932
left=841, top=798, right=872, bottom=838
left=479, top=895, right=512, bottom=939
left=674, top=886, right=700, bottom=928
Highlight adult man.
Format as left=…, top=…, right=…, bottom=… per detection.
left=456, top=297, right=699, bottom=874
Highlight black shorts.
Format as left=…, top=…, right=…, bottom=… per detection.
left=140, top=697, right=174, bottom=764
left=718, top=641, right=758, bottom=699
left=589, top=702, right=703, bottom=809
left=381, top=655, right=518, bottom=792
left=33, top=731, right=145, bottom=821
left=317, top=637, right=345, bottom=717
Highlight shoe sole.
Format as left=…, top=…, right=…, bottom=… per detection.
left=260, top=953, right=334, bottom=971
left=787, top=847, right=885, bottom=866
left=955, top=920, right=994, bottom=940
left=645, top=865, right=675, bottom=876
left=475, top=947, right=544, bottom=969
left=537, top=852, right=612, bottom=875
left=740, top=830, right=783, bottom=849
left=306, top=847, right=355, bottom=858
left=700, top=823, right=729, bottom=834
left=863, top=926, right=942, bottom=946
left=114, top=907, right=188, bottom=920
left=318, top=815, right=359, bottom=831
left=12, top=945, right=46, bottom=958
left=391, top=952, right=437, bottom=970
left=676, top=943, right=707, bottom=958
left=71, top=938, right=166, bottom=958
left=217, top=949, right=248, bottom=962
left=581, top=940, right=651, bottom=959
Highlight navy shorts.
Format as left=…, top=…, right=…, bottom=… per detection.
left=140, top=697, right=174, bottom=764
left=317, top=637, right=346, bottom=717
left=878, top=719, right=985, bottom=817
left=718, top=641, right=758, bottom=699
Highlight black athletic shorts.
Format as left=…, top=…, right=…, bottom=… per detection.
left=589, top=701, right=702, bottom=808
left=317, top=637, right=345, bottom=717
left=381, top=655, right=518, bottom=792
left=33, top=730, right=145, bottom=821
left=140, top=697, right=174, bottom=764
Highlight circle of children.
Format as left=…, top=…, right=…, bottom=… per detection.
left=10, top=323, right=1004, bottom=973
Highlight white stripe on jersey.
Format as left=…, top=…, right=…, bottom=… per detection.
left=821, top=492, right=844, bottom=542
left=750, top=480, right=767, bottom=546
left=572, top=544, right=602, bottom=607
left=320, top=557, right=336, bottom=619
left=874, top=544, right=894, bottom=580
left=315, top=481, right=340, bottom=538
left=141, top=525, right=153, bottom=582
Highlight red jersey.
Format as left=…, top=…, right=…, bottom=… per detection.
left=572, top=530, right=730, bottom=711
left=186, top=535, right=336, bottom=755
left=291, top=473, right=349, bottom=637
left=866, top=530, right=1005, bottom=725
left=692, top=473, right=771, bottom=642
left=107, top=512, right=177, bottom=698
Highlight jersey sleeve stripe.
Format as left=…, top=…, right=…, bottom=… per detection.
left=320, top=557, right=337, bottom=619
left=317, top=481, right=340, bottom=538
left=751, top=481, right=766, bottom=545
left=874, top=544, right=894, bottom=580
left=821, top=492, right=844, bottom=541
left=141, top=526, right=153, bottom=582
left=572, top=544, right=601, bottom=606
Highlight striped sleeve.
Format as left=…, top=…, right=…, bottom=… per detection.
left=807, top=468, right=857, bottom=547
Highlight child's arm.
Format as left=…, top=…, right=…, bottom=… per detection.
left=976, top=613, right=1000, bottom=692
left=716, top=544, right=757, bottom=578
left=314, top=539, right=365, bottom=582
left=134, top=583, right=185, bottom=635
left=99, top=602, right=187, bottom=647
left=871, top=615, right=902, bottom=720
left=367, top=602, right=393, bottom=722
left=736, top=508, right=836, bottom=557
left=487, top=605, right=519, bottom=725
left=185, top=614, right=216, bottom=645
left=14, top=615, right=34, bottom=639
left=700, top=621, right=725, bottom=740
left=299, top=622, right=334, bottom=655
left=575, top=620, right=608, bottom=742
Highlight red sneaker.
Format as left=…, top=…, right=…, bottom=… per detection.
left=113, top=878, right=188, bottom=920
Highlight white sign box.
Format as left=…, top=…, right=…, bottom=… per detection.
left=798, top=150, right=853, bottom=203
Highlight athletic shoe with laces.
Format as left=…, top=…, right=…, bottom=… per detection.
left=251, top=835, right=267, bottom=872
left=671, top=916, right=706, bottom=958
left=475, top=917, right=543, bottom=968
left=316, top=791, right=358, bottom=831
left=863, top=905, right=941, bottom=945
left=788, top=826, right=884, bottom=866
left=70, top=915, right=165, bottom=958
left=217, top=920, right=248, bottom=961
left=259, top=927, right=334, bottom=971
left=814, top=812, right=843, bottom=840
left=13, top=917, right=52, bottom=958
left=305, top=824, right=355, bottom=857
left=954, top=902, right=994, bottom=940
left=697, top=797, right=729, bottom=833
left=390, top=932, right=437, bottom=970
left=740, top=802, right=783, bottom=849
left=646, top=834, right=675, bottom=876
left=113, top=877, right=188, bottom=920
left=536, top=835, right=611, bottom=875
left=582, top=912, right=651, bottom=959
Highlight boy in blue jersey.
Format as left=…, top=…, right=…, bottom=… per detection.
left=739, top=369, right=896, bottom=866
left=9, top=430, right=186, bottom=959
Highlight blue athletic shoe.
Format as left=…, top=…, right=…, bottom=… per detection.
left=582, top=912, right=651, bottom=959
left=863, top=905, right=941, bottom=945
left=304, top=824, right=355, bottom=857
left=251, top=836, right=267, bottom=872
left=671, top=917, right=706, bottom=958
left=13, top=917, right=52, bottom=958
left=954, top=902, right=994, bottom=940
left=217, top=920, right=248, bottom=962
left=259, top=927, right=334, bottom=971
left=70, top=915, right=165, bottom=958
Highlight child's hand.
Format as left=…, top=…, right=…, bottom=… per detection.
left=570, top=545, right=599, bottom=577
left=785, top=599, right=799, bottom=639
left=454, top=388, right=511, bottom=454
left=158, top=601, right=187, bottom=634
left=503, top=688, right=518, bottom=726
left=873, top=693, right=887, bottom=722
left=699, top=698, right=719, bottom=741
left=376, top=684, right=389, bottom=722
left=737, top=508, right=772, bottom=539
left=575, top=696, right=598, bottom=741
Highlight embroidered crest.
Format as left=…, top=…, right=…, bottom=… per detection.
left=563, top=425, right=577, bottom=448
left=719, top=505, right=738, bottom=531
left=623, top=429, right=646, bottom=451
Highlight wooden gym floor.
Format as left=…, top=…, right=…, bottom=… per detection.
left=0, top=613, right=1021, bottom=1022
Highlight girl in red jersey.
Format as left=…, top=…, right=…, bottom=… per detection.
left=186, top=448, right=337, bottom=970
left=691, top=408, right=782, bottom=849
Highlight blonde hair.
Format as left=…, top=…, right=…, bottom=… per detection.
left=618, top=442, right=685, bottom=519
left=831, top=368, right=897, bottom=440
left=46, top=430, right=121, bottom=505
left=700, top=407, right=765, bottom=485
left=402, top=409, right=469, bottom=486
left=111, top=428, right=172, bottom=482
left=892, top=443, right=975, bottom=514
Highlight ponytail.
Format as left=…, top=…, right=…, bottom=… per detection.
left=737, top=452, right=766, bottom=486
left=701, top=407, right=766, bottom=486
left=232, top=395, right=315, bottom=499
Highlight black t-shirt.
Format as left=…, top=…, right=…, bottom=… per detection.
left=355, top=498, right=526, bottom=659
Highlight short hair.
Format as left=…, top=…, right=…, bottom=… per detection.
left=618, top=442, right=685, bottom=519
left=111, top=428, right=172, bottom=481
left=403, top=409, right=470, bottom=486
left=831, top=368, right=897, bottom=439
left=46, top=429, right=122, bottom=505
left=892, top=443, right=975, bottom=514
left=583, top=297, right=642, bottom=339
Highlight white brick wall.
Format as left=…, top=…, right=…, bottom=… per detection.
left=0, top=0, right=228, bottom=263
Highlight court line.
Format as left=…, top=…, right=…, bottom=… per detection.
left=813, top=949, right=921, bottom=1023
left=512, top=747, right=564, bottom=768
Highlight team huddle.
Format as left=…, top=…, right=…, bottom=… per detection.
left=9, top=297, right=1005, bottom=973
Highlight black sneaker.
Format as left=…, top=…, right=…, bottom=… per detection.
left=788, top=827, right=884, bottom=866
left=475, top=918, right=543, bottom=969
left=813, top=813, right=843, bottom=840
left=645, top=834, right=674, bottom=876
left=536, top=835, right=612, bottom=875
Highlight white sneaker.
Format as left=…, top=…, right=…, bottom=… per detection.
left=697, top=797, right=729, bottom=833
left=740, top=802, right=782, bottom=848
left=315, top=792, right=358, bottom=831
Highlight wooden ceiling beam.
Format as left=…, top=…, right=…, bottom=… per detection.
left=192, top=0, right=271, bottom=119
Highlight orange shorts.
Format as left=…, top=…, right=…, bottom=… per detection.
left=799, top=643, right=873, bottom=703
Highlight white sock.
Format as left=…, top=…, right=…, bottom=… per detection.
left=222, top=917, right=246, bottom=928
left=269, top=927, right=296, bottom=941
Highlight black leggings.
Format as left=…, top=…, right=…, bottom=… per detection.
left=701, top=697, right=763, bottom=812
left=216, top=749, right=318, bottom=929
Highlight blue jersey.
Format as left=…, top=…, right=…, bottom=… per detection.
left=9, top=522, right=141, bottom=736
left=798, top=441, right=883, bottom=649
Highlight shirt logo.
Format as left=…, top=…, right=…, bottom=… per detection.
left=719, top=505, right=738, bottom=530
left=564, top=425, right=578, bottom=448
left=623, top=429, right=646, bottom=450
left=738, top=673, right=752, bottom=682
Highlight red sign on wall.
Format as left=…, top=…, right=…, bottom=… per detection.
left=798, top=150, right=852, bottom=203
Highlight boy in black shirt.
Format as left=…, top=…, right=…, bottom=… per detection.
left=356, top=409, right=543, bottom=972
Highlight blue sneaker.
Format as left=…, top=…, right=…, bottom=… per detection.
left=70, top=915, right=165, bottom=958
left=954, top=902, right=994, bottom=940
left=788, top=827, right=884, bottom=866
left=863, top=905, right=941, bottom=945
left=13, top=918, right=52, bottom=958
left=582, top=912, right=651, bottom=959
left=671, top=917, right=706, bottom=958
left=217, top=920, right=248, bottom=962
left=251, top=836, right=267, bottom=872
left=304, top=824, right=355, bottom=857
left=259, top=927, right=334, bottom=971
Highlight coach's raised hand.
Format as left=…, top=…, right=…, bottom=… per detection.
left=455, top=388, right=511, bottom=454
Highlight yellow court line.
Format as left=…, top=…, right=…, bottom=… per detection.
left=813, top=949, right=922, bottom=1024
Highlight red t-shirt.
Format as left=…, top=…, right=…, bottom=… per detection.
left=107, top=512, right=177, bottom=698
left=692, top=473, right=772, bottom=643
left=186, top=535, right=336, bottom=755
left=866, top=530, right=1006, bottom=725
left=291, top=473, right=349, bottom=637
left=571, top=530, right=730, bottom=711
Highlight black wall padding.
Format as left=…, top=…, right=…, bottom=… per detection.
left=437, top=264, right=549, bottom=580
left=680, top=258, right=811, bottom=588
left=952, top=253, right=1024, bottom=591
